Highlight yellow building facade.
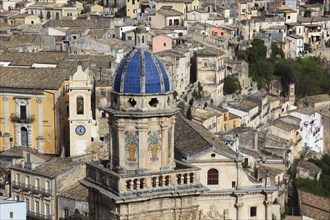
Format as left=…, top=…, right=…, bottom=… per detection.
left=126, top=0, right=140, bottom=18
left=0, top=68, right=72, bottom=155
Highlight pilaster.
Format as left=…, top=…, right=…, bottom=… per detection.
left=36, top=98, right=44, bottom=153
left=117, top=121, right=126, bottom=169
left=234, top=202, right=244, bottom=220
left=160, top=120, right=169, bottom=169
left=137, top=121, right=148, bottom=170
left=2, top=96, right=10, bottom=150
left=264, top=192, right=273, bottom=220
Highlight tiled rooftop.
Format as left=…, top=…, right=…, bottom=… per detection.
left=175, top=114, right=236, bottom=160
left=59, top=183, right=88, bottom=201
left=0, top=67, right=76, bottom=90
left=33, top=158, right=83, bottom=177
left=297, top=161, right=322, bottom=173
left=0, top=52, right=68, bottom=65
left=299, top=190, right=330, bottom=220
left=272, top=119, right=300, bottom=132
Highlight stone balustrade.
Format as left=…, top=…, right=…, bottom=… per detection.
left=119, top=171, right=197, bottom=193
left=85, top=161, right=200, bottom=195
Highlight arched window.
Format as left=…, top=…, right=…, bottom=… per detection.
left=76, top=96, right=84, bottom=115
left=21, top=127, right=28, bottom=147
left=207, top=169, right=219, bottom=185
left=169, top=19, right=172, bottom=26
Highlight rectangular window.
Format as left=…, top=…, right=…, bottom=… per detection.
left=203, top=62, right=207, bottom=67
left=25, top=176, right=30, bottom=187
left=163, top=43, right=166, bottom=46
left=26, top=153, right=30, bottom=163
left=26, top=198, right=30, bottom=211
left=10, top=212, right=13, bottom=218
left=100, top=89, right=106, bottom=97
left=250, top=206, right=257, bottom=217
left=35, top=201, right=40, bottom=213
left=45, top=180, right=51, bottom=193
left=45, top=204, right=50, bottom=216
left=64, top=208, right=69, bottom=219
left=16, top=196, right=19, bottom=202
left=35, top=178, right=40, bottom=189
left=287, top=16, right=290, bottom=19
left=132, top=0, right=135, bottom=4
left=101, top=112, right=107, bottom=118
left=232, top=181, right=236, bottom=188
left=16, top=173, right=20, bottom=183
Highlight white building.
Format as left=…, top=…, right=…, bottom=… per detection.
left=224, top=106, right=250, bottom=127
left=284, top=35, right=304, bottom=59
left=287, top=107, right=324, bottom=153
left=0, top=196, right=26, bottom=220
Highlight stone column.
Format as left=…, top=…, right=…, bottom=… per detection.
left=160, top=119, right=169, bottom=169
left=27, top=124, right=33, bottom=148
left=169, top=116, right=176, bottom=169
left=2, top=96, right=10, bottom=150
left=36, top=98, right=44, bottom=153
left=264, top=200, right=272, bottom=220
left=235, top=202, right=244, bottom=220
left=265, top=193, right=273, bottom=220
left=14, top=123, right=20, bottom=146
left=236, top=161, right=242, bottom=189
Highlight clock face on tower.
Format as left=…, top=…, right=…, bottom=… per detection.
left=75, top=125, right=86, bottom=136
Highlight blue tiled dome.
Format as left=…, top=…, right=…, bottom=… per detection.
left=113, top=48, right=170, bottom=94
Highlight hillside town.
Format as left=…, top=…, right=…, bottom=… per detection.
left=0, top=0, right=329, bottom=219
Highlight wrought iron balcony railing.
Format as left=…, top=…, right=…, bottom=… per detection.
left=12, top=181, right=51, bottom=196
left=27, top=211, right=52, bottom=220
left=10, top=114, right=35, bottom=123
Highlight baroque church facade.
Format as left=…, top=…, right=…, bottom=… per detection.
left=80, top=26, right=277, bottom=220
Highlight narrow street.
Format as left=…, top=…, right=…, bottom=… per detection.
left=287, top=159, right=301, bottom=216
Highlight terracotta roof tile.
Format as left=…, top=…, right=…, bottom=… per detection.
left=33, top=158, right=83, bottom=177
left=299, top=190, right=330, bottom=220
left=174, top=114, right=235, bottom=160
left=59, top=183, right=88, bottom=200
left=297, top=161, right=322, bottom=173
left=0, top=67, right=76, bottom=90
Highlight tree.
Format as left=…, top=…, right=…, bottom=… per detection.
left=223, top=76, right=241, bottom=95
left=274, top=59, right=300, bottom=96
left=271, top=42, right=284, bottom=59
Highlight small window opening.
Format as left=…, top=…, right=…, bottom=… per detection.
left=128, top=98, right=137, bottom=107
left=211, top=153, right=216, bottom=158
left=101, top=111, right=107, bottom=118
left=149, top=98, right=159, bottom=107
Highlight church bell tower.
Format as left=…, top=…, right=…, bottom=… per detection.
left=68, top=65, right=97, bottom=157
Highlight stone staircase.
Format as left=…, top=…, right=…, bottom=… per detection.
left=287, top=159, right=300, bottom=216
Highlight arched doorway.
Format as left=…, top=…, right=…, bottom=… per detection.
left=21, top=127, right=28, bottom=147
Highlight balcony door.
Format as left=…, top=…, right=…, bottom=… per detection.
left=45, top=204, right=50, bottom=217
left=20, top=105, right=27, bottom=119
left=21, top=127, right=28, bottom=147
